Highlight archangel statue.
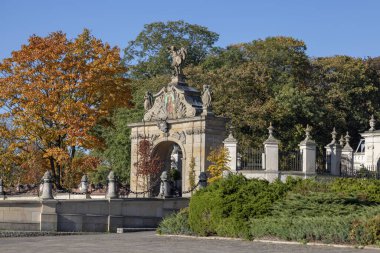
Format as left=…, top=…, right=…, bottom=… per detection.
left=167, top=46, right=187, bottom=77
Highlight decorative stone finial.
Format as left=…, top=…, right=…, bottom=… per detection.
left=305, top=124, right=312, bottom=140
left=339, top=135, right=345, bottom=146
left=345, top=131, right=350, bottom=143
left=224, top=126, right=237, bottom=143
left=343, top=131, right=353, bottom=151
left=369, top=115, right=376, bottom=131
left=331, top=127, right=337, bottom=143
left=264, top=122, right=279, bottom=144
left=300, top=124, right=315, bottom=146
left=268, top=122, right=274, bottom=137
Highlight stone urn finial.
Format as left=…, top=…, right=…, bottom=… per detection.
left=331, top=127, right=337, bottom=143
left=305, top=124, right=312, bottom=140
left=339, top=135, right=345, bottom=146
left=344, top=131, right=351, bottom=144
left=268, top=122, right=274, bottom=137
left=369, top=115, right=376, bottom=131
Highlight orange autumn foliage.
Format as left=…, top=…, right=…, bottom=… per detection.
left=0, top=29, right=131, bottom=187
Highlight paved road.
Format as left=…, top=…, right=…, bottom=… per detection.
left=0, top=231, right=378, bottom=253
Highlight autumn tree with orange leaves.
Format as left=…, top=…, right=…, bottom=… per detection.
left=0, top=29, right=131, bottom=188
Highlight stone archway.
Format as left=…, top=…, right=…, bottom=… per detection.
left=128, top=50, right=227, bottom=195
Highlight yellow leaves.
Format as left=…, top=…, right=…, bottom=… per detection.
left=207, top=146, right=230, bottom=183
left=43, top=147, right=70, bottom=164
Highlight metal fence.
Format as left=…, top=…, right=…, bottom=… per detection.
left=316, top=149, right=330, bottom=174
left=340, top=162, right=380, bottom=179
left=280, top=150, right=303, bottom=171
left=237, top=148, right=264, bottom=170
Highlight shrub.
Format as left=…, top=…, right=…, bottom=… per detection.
left=157, top=208, right=193, bottom=235
left=188, top=174, right=291, bottom=237
left=250, top=206, right=380, bottom=245
left=328, top=178, right=380, bottom=203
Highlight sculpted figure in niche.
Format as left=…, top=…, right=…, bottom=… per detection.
left=144, top=91, right=153, bottom=111
left=167, top=46, right=187, bottom=76
left=202, top=84, right=211, bottom=109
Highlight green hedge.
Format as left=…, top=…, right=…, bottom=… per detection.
left=188, top=175, right=292, bottom=238
left=158, top=176, right=380, bottom=245
left=250, top=208, right=380, bottom=245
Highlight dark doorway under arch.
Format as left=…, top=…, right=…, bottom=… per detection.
left=152, top=141, right=183, bottom=196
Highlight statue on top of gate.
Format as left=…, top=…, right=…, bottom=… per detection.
left=167, top=46, right=187, bottom=78
left=142, top=45, right=212, bottom=122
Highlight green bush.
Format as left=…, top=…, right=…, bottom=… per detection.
left=328, top=178, right=380, bottom=203
left=157, top=208, right=193, bottom=235
left=250, top=206, right=380, bottom=245
left=188, top=175, right=291, bottom=238
left=159, top=175, right=380, bottom=246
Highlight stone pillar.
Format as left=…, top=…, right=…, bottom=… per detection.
left=325, top=128, right=342, bottom=176
left=40, top=171, right=53, bottom=200
left=0, top=179, right=4, bottom=200
left=263, top=123, right=279, bottom=172
left=360, top=115, right=380, bottom=168
left=341, top=132, right=354, bottom=173
left=106, top=171, right=118, bottom=199
left=223, top=131, right=238, bottom=172
left=198, top=172, right=208, bottom=189
left=299, top=125, right=316, bottom=175
left=263, top=123, right=279, bottom=181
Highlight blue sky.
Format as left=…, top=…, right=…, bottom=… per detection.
left=1, top=0, right=379, bottom=60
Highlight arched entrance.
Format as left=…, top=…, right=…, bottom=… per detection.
left=152, top=141, right=183, bottom=196
left=127, top=54, right=228, bottom=195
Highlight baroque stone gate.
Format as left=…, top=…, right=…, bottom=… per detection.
left=128, top=47, right=227, bottom=193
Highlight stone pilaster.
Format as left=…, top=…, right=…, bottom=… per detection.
left=223, top=131, right=238, bottom=172
left=341, top=132, right=354, bottom=171
left=263, top=123, right=279, bottom=172
left=325, top=127, right=342, bottom=176
left=299, top=125, right=316, bottom=175
left=360, top=115, right=380, bottom=167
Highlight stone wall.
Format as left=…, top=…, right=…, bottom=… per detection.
left=0, top=198, right=189, bottom=232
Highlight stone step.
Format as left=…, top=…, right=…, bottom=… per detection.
left=116, top=228, right=156, bottom=233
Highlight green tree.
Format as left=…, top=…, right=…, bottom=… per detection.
left=124, top=20, right=219, bottom=78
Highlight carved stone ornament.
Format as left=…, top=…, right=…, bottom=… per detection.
left=185, top=127, right=205, bottom=135
left=171, top=131, right=186, bottom=144
left=131, top=133, right=160, bottom=142
left=157, top=120, right=169, bottom=133
left=143, top=85, right=201, bottom=121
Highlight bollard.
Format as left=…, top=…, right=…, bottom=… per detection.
left=40, top=171, right=53, bottom=200
left=0, top=179, right=4, bottom=200
left=198, top=172, right=208, bottom=189
left=160, top=171, right=172, bottom=198
left=106, top=171, right=118, bottom=199
left=80, top=174, right=89, bottom=194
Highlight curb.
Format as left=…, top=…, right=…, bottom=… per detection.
left=157, top=234, right=380, bottom=250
